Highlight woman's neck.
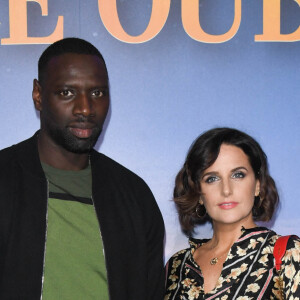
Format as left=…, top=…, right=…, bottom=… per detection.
left=208, top=221, right=257, bottom=251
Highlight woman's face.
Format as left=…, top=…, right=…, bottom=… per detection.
left=199, top=144, right=260, bottom=228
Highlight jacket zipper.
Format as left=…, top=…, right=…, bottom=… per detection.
left=91, top=196, right=111, bottom=300
left=40, top=179, right=49, bottom=300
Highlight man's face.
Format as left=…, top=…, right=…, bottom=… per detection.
left=33, top=53, right=109, bottom=154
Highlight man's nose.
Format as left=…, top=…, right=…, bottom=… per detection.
left=73, top=93, right=94, bottom=117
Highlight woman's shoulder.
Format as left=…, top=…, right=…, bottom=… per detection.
left=167, top=237, right=209, bottom=261
left=263, top=229, right=299, bottom=247
left=282, top=235, right=300, bottom=263
left=286, top=234, right=300, bottom=247
left=165, top=238, right=208, bottom=272
left=270, top=231, right=300, bottom=248
left=267, top=232, right=300, bottom=265
left=165, top=247, right=190, bottom=283
left=166, top=247, right=190, bottom=266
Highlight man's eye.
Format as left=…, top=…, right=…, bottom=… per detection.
left=92, top=90, right=104, bottom=97
left=232, top=172, right=245, bottom=179
left=205, top=176, right=218, bottom=183
left=59, top=90, right=73, bottom=97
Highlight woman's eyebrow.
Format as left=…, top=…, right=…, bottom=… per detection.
left=201, top=171, right=218, bottom=179
left=231, top=166, right=248, bottom=172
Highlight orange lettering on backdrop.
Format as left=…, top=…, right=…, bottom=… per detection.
left=98, top=0, right=170, bottom=43
left=1, top=0, right=63, bottom=45
left=181, top=0, right=241, bottom=43
left=255, top=0, right=300, bottom=42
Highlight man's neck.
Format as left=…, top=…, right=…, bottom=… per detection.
left=37, top=134, right=90, bottom=171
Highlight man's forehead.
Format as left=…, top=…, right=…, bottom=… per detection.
left=43, top=53, right=108, bottom=81
left=47, top=53, right=105, bottom=68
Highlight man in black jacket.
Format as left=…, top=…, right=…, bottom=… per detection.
left=0, top=38, right=165, bottom=299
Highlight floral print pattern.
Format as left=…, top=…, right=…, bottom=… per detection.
left=165, top=227, right=300, bottom=299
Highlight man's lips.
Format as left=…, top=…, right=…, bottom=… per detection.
left=69, top=126, right=94, bottom=138
left=218, top=202, right=238, bottom=210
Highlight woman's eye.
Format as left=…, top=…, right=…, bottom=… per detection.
left=59, top=90, right=73, bottom=97
left=232, top=172, right=245, bottom=179
left=205, top=176, right=218, bottom=183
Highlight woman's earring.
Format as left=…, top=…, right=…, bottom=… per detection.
left=253, top=191, right=263, bottom=217
left=196, top=199, right=207, bottom=218
left=254, top=191, right=263, bottom=208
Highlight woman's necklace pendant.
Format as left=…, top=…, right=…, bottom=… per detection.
left=210, top=257, right=218, bottom=265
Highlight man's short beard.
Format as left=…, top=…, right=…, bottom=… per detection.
left=47, top=126, right=102, bottom=154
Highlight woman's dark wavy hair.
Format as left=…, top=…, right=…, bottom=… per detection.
left=174, top=127, right=279, bottom=235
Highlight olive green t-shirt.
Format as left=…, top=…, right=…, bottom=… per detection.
left=41, top=163, right=109, bottom=300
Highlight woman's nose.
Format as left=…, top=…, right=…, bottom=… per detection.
left=221, top=179, right=232, bottom=197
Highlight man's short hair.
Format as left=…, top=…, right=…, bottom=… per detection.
left=38, top=37, right=107, bottom=84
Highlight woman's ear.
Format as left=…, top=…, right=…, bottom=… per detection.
left=199, top=196, right=204, bottom=205
left=255, top=180, right=260, bottom=197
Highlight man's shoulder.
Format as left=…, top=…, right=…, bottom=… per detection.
left=91, top=150, right=144, bottom=182
left=0, top=142, right=19, bottom=163
left=0, top=140, right=26, bottom=183
left=0, top=134, right=36, bottom=165
left=90, top=151, right=163, bottom=218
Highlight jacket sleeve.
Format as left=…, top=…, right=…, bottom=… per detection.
left=141, top=184, right=165, bottom=300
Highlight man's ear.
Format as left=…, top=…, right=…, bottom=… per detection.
left=32, top=79, right=42, bottom=111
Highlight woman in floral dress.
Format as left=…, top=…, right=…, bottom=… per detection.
left=165, top=128, right=300, bottom=300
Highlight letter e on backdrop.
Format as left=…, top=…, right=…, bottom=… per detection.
left=1, top=0, right=63, bottom=45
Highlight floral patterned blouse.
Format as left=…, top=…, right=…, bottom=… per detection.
left=165, top=227, right=300, bottom=300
